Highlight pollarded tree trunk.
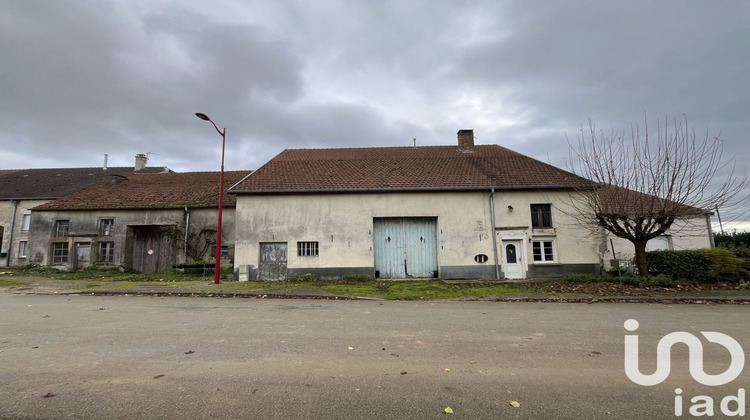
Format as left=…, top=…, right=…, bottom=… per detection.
left=632, top=240, right=649, bottom=276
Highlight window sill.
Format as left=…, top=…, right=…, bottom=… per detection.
left=532, top=262, right=560, bottom=266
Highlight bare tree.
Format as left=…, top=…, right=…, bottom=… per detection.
left=565, top=115, right=747, bottom=275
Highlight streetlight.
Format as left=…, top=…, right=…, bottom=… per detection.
left=195, top=112, right=226, bottom=285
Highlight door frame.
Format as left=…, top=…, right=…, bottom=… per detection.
left=74, top=242, right=91, bottom=270
left=499, top=234, right=526, bottom=280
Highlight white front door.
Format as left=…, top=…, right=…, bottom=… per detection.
left=502, top=240, right=525, bottom=279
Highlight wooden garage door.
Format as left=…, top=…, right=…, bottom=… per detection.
left=373, top=218, right=438, bottom=279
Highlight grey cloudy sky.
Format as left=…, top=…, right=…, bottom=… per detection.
left=1, top=1, right=749, bottom=227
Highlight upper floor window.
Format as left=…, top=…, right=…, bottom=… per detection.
left=21, top=214, right=31, bottom=231
left=54, top=220, right=70, bottom=237
left=530, top=204, right=552, bottom=228
left=100, top=219, right=114, bottom=236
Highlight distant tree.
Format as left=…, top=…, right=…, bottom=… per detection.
left=565, top=115, right=747, bottom=275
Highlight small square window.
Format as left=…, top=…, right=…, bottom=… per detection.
left=54, top=220, right=70, bottom=238
left=18, top=241, right=28, bottom=258
left=100, top=219, right=114, bottom=236
left=530, top=204, right=552, bottom=228
left=22, top=214, right=31, bottom=231
left=297, top=241, right=319, bottom=257
left=532, top=240, right=555, bottom=262
left=210, top=245, right=230, bottom=257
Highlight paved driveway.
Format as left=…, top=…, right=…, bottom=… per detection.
left=1, top=295, right=748, bottom=419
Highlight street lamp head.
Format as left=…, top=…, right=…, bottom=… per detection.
left=195, top=112, right=211, bottom=121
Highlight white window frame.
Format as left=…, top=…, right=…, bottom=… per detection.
left=18, top=240, right=28, bottom=258
left=21, top=214, right=31, bottom=231
left=531, top=239, right=557, bottom=263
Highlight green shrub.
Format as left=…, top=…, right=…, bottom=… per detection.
left=561, top=273, right=599, bottom=283
left=342, top=274, right=371, bottom=282
left=79, top=265, right=120, bottom=273
left=618, top=274, right=676, bottom=287
left=647, top=248, right=749, bottom=284
left=714, top=231, right=750, bottom=248
left=287, top=274, right=319, bottom=283
left=18, top=265, right=61, bottom=275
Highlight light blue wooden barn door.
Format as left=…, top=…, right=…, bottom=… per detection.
left=404, top=218, right=438, bottom=278
left=374, top=218, right=437, bottom=279
left=373, top=218, right=405, bottom=278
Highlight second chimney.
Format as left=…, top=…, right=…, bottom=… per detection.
left=135, top=154, right=148, bottom=171
left=457, top=129, right=475, bottom=152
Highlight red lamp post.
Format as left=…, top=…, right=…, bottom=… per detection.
left=195, top=112, right=225, bottom=285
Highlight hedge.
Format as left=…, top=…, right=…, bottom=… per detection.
left=646, top=248, right=749, bottom=284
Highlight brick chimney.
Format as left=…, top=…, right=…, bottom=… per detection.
left=134, top=154, right=148, bottom=171
left=457, top=129, right=475, bottom=152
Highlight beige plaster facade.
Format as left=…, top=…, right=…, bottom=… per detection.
left=234, top=190, right=616, bottom=281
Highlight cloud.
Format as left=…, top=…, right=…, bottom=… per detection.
left=1, top=0, right=748, bottom=224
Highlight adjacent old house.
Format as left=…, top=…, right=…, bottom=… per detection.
left=229, top=130, right=713, bottom=281
left=29, top=171, right=249, bottom=273
left=0, top=155, right=169, bottom=267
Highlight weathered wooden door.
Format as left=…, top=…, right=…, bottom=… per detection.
left=259, top=242, right=287, bottom=281
left=75, top=243, right=91, bottom=269
left=373, top=218, right=438, bottom=278
left=131, top=226, right=175, bottom=273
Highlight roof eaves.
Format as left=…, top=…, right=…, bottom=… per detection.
left=230, top=185, right=587, bottom=195
left=33, top=204, right=236, bottom=212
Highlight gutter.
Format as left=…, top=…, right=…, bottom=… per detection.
left=229, top=185, right=590, bottom=195
left=489, top=189, right=500, bottom=279
left=184, top=207, right=191, bottom=263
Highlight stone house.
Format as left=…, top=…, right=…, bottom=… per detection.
left=0, top=155, right=169, bottom=267
left=29, top=171, right=248, bottom=272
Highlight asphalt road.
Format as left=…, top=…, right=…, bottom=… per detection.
left=0, top=294, right=748, bottom=420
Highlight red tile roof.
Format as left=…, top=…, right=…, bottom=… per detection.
left=34, top=171, right=250, bottom=211
left=0, top=166, right=171, bottom=200
left=230, top=145, right=592, bottom=193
